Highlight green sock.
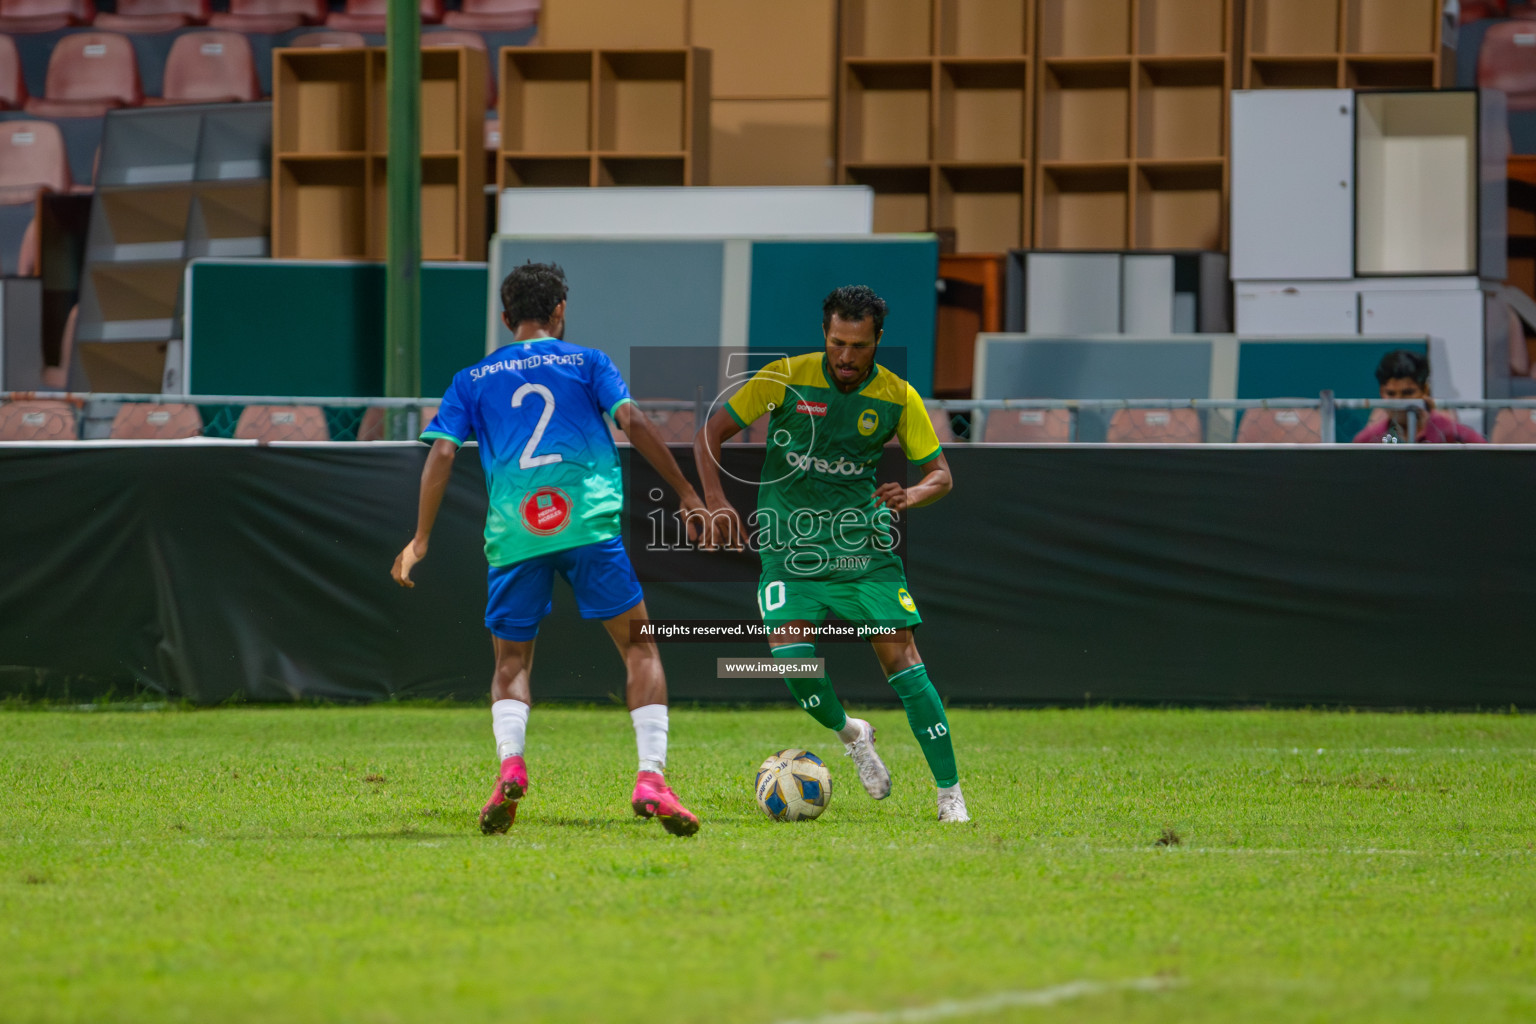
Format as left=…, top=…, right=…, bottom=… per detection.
left=887, top=663, right=958, bottom=787
left=772, top=643, right=848, bottom=732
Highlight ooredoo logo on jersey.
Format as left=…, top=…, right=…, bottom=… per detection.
left=520, top=486, right=572, bottom=535
left=795, top=399, right=828, bottom=417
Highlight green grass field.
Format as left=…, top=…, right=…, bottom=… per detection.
left=3, top=705, right=1535, bottom=1023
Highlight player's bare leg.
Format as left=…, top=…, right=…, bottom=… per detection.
left=869, top=631, right=967, bottom=822
left=481, top=636, right=534, bottom=834
left=771, top=622, right=890, bottom=800
left=603, top=601, right=699, bottom=837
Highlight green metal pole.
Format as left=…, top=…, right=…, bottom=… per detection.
left=384, top=0, right=421, bottom=437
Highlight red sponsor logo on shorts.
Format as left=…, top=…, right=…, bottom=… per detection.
left=519, top=486, right=572, bottom=536
left=796, top=400, right=828, bottom=417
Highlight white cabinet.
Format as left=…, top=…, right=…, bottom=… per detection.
left=1356, top=92, right=1506, bottom=279
left=1121, top=255, right=1175, bottom=334
left=1359, top=289, right=1487, bottom=416
left=1231, top=90, right=1355, bottom=281
left=1232, top=89, right=1506, bottom=282
left=1020, top=253, right=1121, bottom=334
left=1235, top=287, right=1359, bottom=334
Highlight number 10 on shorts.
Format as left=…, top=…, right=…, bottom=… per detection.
left=758, top=580, right=787, bottom=616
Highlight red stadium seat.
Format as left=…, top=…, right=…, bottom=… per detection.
left=0, top=399, right=76, bottom=439
left=1107, top=408, right=1202, bottom=443
left=424, top=29, right=493, bottom=108
left=209, top=0, right=327, bottom=32
left=1478, top=22, right=1536, bottom=112
left=156, top=32, right=260, bottom=103
left=1235, top=408, right=1322, bottom=444
left=96, top=0, right=210, bottom=32
left=1490, top=407, right=1536, bottom=443
left=0, top=0, right=94, bottom=34
left=325, top=0, right=442, bottom=31
left=0, top=34, right=27, bottom=109
left=982, top=408, right=1071, bottom=442
left=110, top=402, right=203, bottom=439
left=234, top=404, right=330, bottom=442
left=442, top=0, right=537, bottom=32
left=287, top=29, right=365, bottom=47
left=15, top=210, right=38, bottom=274
left=0, top=120, right=70, bottom=203
left=1461, top=0, right=1507, bottom=21
left=25, top=32, right=144, bottom=117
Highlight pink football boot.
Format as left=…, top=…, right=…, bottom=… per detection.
left=630, top=771, right=700, bottom=837
left=479, top=755, right=528, bottom=835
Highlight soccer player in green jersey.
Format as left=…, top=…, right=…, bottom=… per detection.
left=693, top=285, right=968, bottom=823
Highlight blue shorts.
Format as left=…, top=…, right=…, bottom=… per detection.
left=485, top=537, right=644, bottom=641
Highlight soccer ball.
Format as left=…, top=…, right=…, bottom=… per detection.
left=754, top=749, right=832, bottom=821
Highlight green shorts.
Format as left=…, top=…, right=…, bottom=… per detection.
left=756, top=575, right=923, bottom=634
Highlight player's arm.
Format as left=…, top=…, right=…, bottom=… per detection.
left=875, top=385, right=952, bottom=512
left=875, top=451, right=952, bottom=512
left=613, top=401, right=707, bottom=544
left=693, top=408, right=748, bottom=551
left=393, top=438, right=458, bottom=587
left=694, top=358, right=785, bottom=551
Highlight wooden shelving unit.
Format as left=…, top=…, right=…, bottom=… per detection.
left=497, top=47, right=711, bottom=190
left=1243, top=0, right=1443, bottom=91
left=1033, top=0, right=1234, bottom=250
left=272, top=46, right=486, bottom=261
left=837, top=0, right=1033, bottom=252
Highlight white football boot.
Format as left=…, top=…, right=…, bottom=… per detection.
left=936, top=784, right=970, bottom=823
left=842, top=718, right=891, bottom=800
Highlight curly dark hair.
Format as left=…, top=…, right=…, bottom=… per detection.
left=822, top=285, right=888, bottom=337
left=500, top=261, right=568, bottom=325
left=1375, top=349, right=1429, bottom=387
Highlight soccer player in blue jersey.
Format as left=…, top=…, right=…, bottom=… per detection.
left=391, top=262, right=707, bottom=837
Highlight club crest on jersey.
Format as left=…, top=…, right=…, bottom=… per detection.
left=519, top=486, right=571, bottom=535
left=897, top=588, right=917, bottom=613
left=857, top=409, right=879, bottom=435
left=796, top=399, right=828, bottom=417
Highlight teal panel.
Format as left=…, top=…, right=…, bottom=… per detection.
left=976, top=338, right=1214, bottom=400
left=420, top=265, right=490, bottom=396
left=1236, top=338, right=1428, bottom=400
left=187, top=260, right=487, bottom=397
left=1237, top=337, right=1430, bottom=438
left=747, top=238, right=939, bottom=396
left=188, top=261, right=382, bottom=396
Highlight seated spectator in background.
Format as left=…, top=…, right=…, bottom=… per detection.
left=1352, top=350, right=1486, bottom=444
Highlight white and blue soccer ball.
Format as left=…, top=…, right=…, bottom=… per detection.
left=755, top=749, right=832, bottom=821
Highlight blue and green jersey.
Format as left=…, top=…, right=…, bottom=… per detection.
left=423, top=339, right=632, bottom=567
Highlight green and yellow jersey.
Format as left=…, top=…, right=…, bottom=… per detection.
left=725, top=352, right=941, bottom=583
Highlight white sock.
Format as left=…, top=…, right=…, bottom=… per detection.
left=938, top=782, right=963, bottom=797
left=630, top=703, right=668, bottom=774
left=836, top=717, right=862, bottom=744
left=492, top=699, right=530, bottom=761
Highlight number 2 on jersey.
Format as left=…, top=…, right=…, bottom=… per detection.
left=512, top=382, right=563, bottom=470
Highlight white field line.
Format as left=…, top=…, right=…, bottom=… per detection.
left=1095, top=847, right=1533, bottom=857
left=769, top=977, right=1178, bottom=1024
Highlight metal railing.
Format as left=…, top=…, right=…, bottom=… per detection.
left=3, top=391, right=1536, bottom=445
left=929, top=396, right=1536, bottom=445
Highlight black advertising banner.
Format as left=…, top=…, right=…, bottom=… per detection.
left=1, top=444, right=1533, bottom=707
